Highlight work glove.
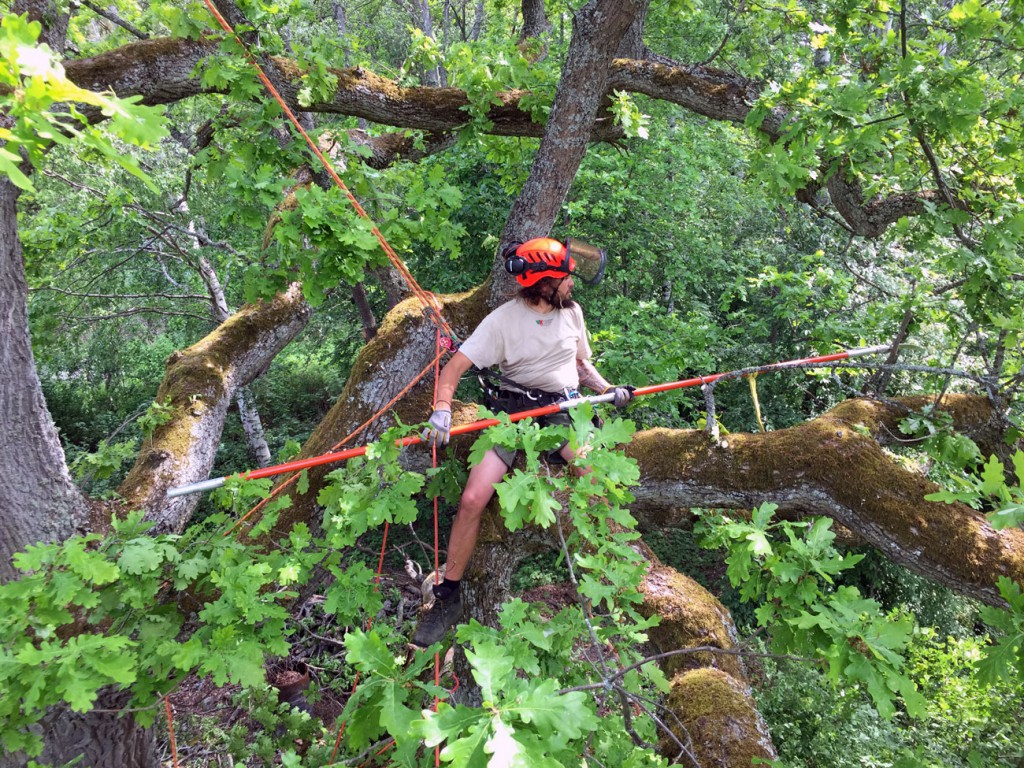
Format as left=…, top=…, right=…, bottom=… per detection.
left=608, top=385, right=635, bottom=409
left=422, top=408, right=452, bottom=447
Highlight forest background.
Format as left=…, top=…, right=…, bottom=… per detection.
left=1, top=0, right=1023, bottom=766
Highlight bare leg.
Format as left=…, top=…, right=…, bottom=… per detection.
left=443, top=449, right=510, bottom=580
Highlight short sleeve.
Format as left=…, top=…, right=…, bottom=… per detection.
left=575, top=306, right=592, bottom=361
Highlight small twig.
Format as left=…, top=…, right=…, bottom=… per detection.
left=936, top=322, right=978, bottom=405
left=341, top=737, right=395, bottom=766
left=616, top=684, right=698, bottom=766
left=298, top=621, right=347, bottom=649
left=79, top=0, right=149, bottom=38
left=404, top=522, right=439, bottom=567
left=41, top=168, right=106, bottom=197
left=553, top=494, right=613, bottom=679
left=31, top=286, right=209, bottom=301
left=57, top=307, right=213, bottom=322
left=558, top=644, right=816, bottom=695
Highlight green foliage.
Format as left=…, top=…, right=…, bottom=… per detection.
left=899, top=405, right=983, bottom=472
left=838, top=549, right=980, bottom=640
left=312, top=411, right=671, bottom=766
left=341, top=628, right=443, bottom=763
left=926, top=449, right=1024, bottom=530
left=976, top=578, right=1024, bottom=686
left=1, top=423, right=441, bottom=759
left=609, top=91, right=651, bottom=139
left=137, top=396, right=175, bottom=439
left=698, top=505, right=927, bottom=718
left=70, top=438, right=136, bottom=484
left=756, top=627, right=1024, bottom=767
left=318, top=424, right=427, bottom=548
left=755, top=648, right=915, bottom=768
left=0, top=13, right=167, bottom=191
left=0, top=508, right=312, bottom=755
left=415, top=679, right=600, bottom=767
left=442, top=38, right=559, bottom=126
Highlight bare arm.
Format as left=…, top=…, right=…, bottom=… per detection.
left=432, top=350, right=475, bottom=411
left=576, top=357, right=612, bottom=394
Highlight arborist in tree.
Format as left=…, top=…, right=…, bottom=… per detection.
left=414, top=237, right=634, bottom=647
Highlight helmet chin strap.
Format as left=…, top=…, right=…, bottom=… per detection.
left=546, top=276, right=568, bottom=308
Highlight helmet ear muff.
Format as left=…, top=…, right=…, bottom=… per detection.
left=502, top=241, right=526, bottom=277
left=505, top=255, right=527, bottom=276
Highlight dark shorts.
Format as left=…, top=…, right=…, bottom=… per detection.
left=492, top=409, right=572, bottom=468
left=485, top=389, right=573, bottom=469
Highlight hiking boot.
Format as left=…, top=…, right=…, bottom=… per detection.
left=412, top=592, right=463, bottom=648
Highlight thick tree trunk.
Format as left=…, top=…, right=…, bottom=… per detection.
left=495, top=0, right=649, bottom=303
left=267, top=285, right=489, bottom=537
left=29, top=690, right=157, bottom=768
left=0, top=179, right=89, bottom=583
left=635, top=542, right=776, bottom=767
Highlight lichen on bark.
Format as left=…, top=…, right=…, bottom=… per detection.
left=626, top=396, right=1024, bottom=607
left=661, top=667, right=776, bottom=768
left=117, top=284, right=310, bottom=533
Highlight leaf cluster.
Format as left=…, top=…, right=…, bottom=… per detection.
left=0, top=14, right=167, bottom=192
left=698, top=504, right=928, bottom=718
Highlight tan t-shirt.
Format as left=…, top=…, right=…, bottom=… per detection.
left=458, top=298, right=592, bottom=393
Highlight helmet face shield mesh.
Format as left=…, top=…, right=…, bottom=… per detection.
left=566, top=238, right=606, bottom=285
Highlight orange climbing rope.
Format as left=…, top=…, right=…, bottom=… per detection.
left=164, top=697, right=179, bottom=767
left=326, top=328, right=454, bottom=763
left=169, top=6, right=463, bottom=761
left=199, top=0, right=456, bottom=344
left=224, top=344, right=449, bottom=537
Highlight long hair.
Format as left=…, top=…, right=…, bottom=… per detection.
left=519, top=276, right=575, bottom=309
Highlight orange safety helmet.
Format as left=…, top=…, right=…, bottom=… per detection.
left=503, top=237, right=606, bottom=288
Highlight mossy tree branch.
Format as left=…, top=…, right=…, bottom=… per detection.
left=62, top=37, right=944, bottom=237
left=627, top=395, right=1023, bottom=608
left=117, top=283, right=311, bottom=533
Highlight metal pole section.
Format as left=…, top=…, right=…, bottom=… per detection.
left=166, top=345, right=888, bottom=498
left=630, top=344, right=891, bottom=397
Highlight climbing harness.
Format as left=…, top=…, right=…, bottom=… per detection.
left=167, top=345, right=890, bottom=498
left=477, top=366, right=579, bottom=408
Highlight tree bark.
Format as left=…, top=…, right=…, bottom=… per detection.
left=494, top=0, right=650, bottom=304
left=117, top=284, right=311, bottom=533
left=519, top=0, right=551, bottom=42
left=60, top=34, right=949, bottom=239
left=235, top=386, right=273, bottom=467
left=29, top=690, right=157, bottom=768
left=0, top=179, right=89, bottom=584
left=197, top=254, right=274, bottom=468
